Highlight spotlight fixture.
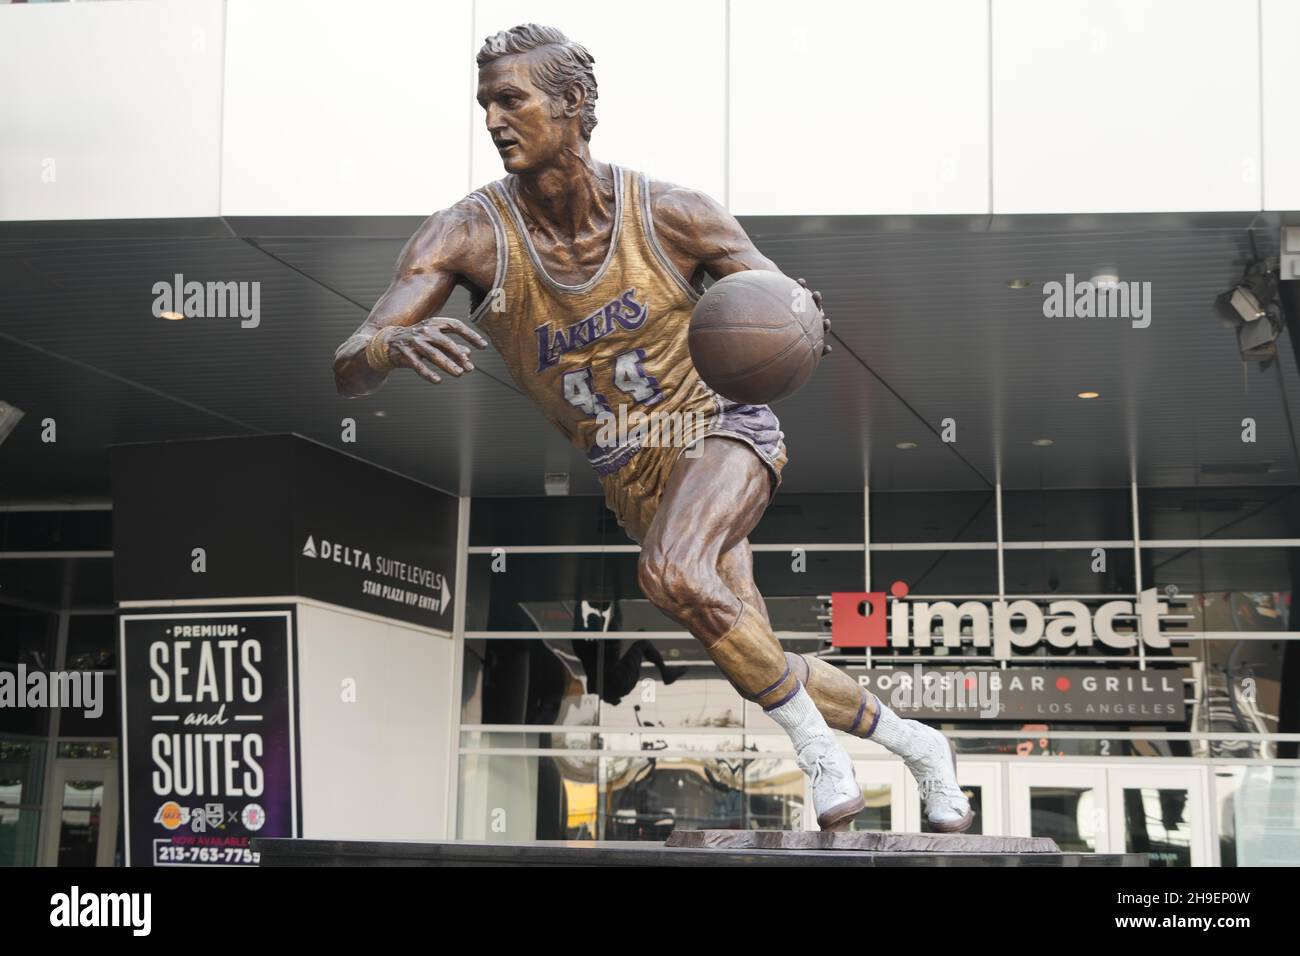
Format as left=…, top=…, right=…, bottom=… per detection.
left=1007, top=278, right=1032, bottom=290
left=0, top=401, right=24, bottom=447
left=1214, top=240, right=1285, bottom=366
left=372, top=409, right=388, bottom=418
left=1031, top=438, right=1054, bottom=446
left=1076, top=391, right=1100, bottom=399
left=896, top=441, right=918, bottom=450
left=1091, top=267, right=1120, bottom=289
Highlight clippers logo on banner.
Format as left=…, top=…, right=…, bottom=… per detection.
left=119, top=610, right=299, bottom=867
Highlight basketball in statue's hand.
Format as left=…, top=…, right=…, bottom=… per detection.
left=688, top=270, right=825, bottom=405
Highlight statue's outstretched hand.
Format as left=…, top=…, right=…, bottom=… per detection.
left=387, top=317, right=488, bottom=385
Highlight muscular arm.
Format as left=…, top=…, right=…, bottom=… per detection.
left=333, top=197, right=495, bottom=397
left=649, top=180, right=830, bottom=351
left=648, top=181, right=779, bottom=282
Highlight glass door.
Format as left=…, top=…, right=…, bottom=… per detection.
left=40, top=758, right=118, bottom=867
left=1008, top=764, right=1110, bottom=852
left=1106, top=765, right=1210, bottom=867
left=1009, top=762, right=1210, bottom=865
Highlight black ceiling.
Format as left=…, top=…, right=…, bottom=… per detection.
left=2, top=213, right=1298, bottom=503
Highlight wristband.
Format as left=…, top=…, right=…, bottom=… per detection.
left=365, top=327, right=399, bottom=371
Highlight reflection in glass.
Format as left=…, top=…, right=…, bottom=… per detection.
left=847, top=780, right=892, bottom=831
left=744, top=758, right=806, bottom=830
left=57, top=780, right=102, bottom=867
left=458, top=754, right=599, bottom=841
left=599, top=664, right=745, bottom=730
left=603, top=757, right=744, bottom=840
left=1231, top=765, right=1300, bottom=866
left=0, top=806, right=40, bottom=867
left=1121, top=787, right=1191, bottom=866
left=1029, top=786, right=1100, bottom=851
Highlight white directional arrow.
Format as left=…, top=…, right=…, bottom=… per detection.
left=440, top=575, right=451, bottom=616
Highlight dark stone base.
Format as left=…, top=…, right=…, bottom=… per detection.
left=253, top=835, right=1147, bottom=867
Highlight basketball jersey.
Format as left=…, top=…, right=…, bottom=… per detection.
left=468, top=165, right=719, bottom=477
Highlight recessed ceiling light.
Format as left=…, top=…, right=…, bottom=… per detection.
left=1031, top=438, right=1054, bottom=446
left=159, top=311, right=185, bottom=321
left=1077, top=391, right=1100, bottom=399
left=372, top=410, right=388, bottom=418
left=896, top=441, right=918, bottom=450
left=1007, top=278, right=1032, bottom=289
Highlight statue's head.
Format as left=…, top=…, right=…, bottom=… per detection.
left=476, top=23, right=598, bottom=173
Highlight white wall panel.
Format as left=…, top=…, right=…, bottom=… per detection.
left=0, top=0, right=225, bottom=221
left=221, top=0, right=473, bottom=216
left=471, top=1, right=727, bottom=201
left=993, top=0, right=1261, bottom=214
left=296, top=603, right=453, bottom=841
left=1262, top=0, right=1300, bottom=211
left=729, top=0, right=990, bottom=216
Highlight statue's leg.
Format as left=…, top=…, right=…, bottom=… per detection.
left=715, top=525, right=974, bottom=833
left=635, top=436, right=864, bottom=830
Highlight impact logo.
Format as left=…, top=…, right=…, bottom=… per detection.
left=536, top=288, right=648, bottom=371
left=831, top=581, right=1173, bottom=660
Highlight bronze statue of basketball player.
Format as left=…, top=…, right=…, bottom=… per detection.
left=335, top=23, right=972, bottom=832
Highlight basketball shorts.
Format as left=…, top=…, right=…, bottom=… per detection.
left=595, top=397, right=788, bottom=544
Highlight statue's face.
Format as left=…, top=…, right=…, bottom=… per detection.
left=477, top=53, right=570, bottom=174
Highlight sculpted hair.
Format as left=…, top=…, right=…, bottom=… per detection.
left=476, top=23, right=598, bottom=140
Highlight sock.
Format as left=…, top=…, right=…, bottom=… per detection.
left=765, top=683, right=833, bottom=753
left=867, top=696, right=931, bottom=758
left=787, top=652, right=876, bottom=735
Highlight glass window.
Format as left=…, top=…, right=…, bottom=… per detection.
left=745, top=757, right=806, bottom=830
left=0, top=807, right=40, bottom=868
left=750, top=493, right=863, bottom=544
left=0, top=739, right=46, bottom=868
left=1140, top=486, right=1300, bottom=541
left=1002, top=489, right=1131, bottom=542
left=1003, top=547, right=1136, bottom=596
left=0, top=610, right=58, bottom=736
left=1120, top=786, right=1192, bottom=866
left=870, top=491, right=996, bottom=544
left=602, top=756, right=745, bottom=839
left=55, top=779, right=104, bottom=867
left=870, top=549, right=998, bottom=596
left=1028, top=785, right=1102, bottom=851
left=1143, top=546, right=1296, bottom=598
left=1220, top=765, right=1300, bottom=866
left=470, top=496, right=620, bottom=547
left=59, top=614, right=118, bottom=737
left=457, top=754, right=599, bottom=841
left=0, top=510, right=112, bottom=552
left=0, top=558, right=114, bottom=610
left=464, top=553, right=671, bottom=633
